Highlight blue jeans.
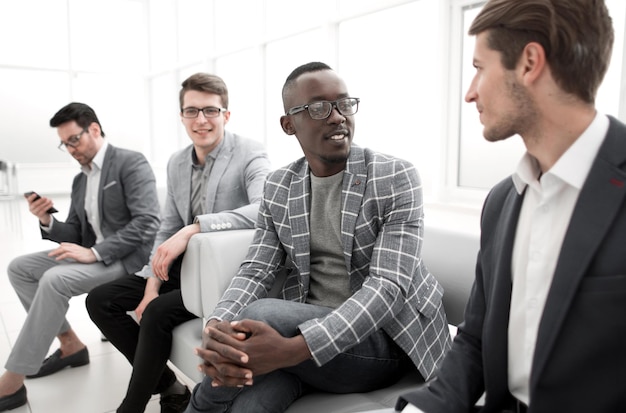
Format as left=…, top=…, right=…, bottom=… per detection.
left=185, top=299, right=414, bottom=413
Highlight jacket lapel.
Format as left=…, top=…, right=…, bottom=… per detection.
left=531, top=117, right=626, bottom=386
left=204, top=132, right=233, bottom=214
left=288, top=161, right=311, bottom=290
left=176, top=146, right=193, bottom=224
left=97, top=145, right=114, bottom=224
left=341, top=147, right=366, bottom=280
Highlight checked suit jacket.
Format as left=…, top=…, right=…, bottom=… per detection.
left=212, top=145, right=451, bottom=381
left=399, top=115, right=626, bottom=413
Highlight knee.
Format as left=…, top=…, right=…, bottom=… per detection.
left=85, top=284, right=109, bottom=317
left=236, top=299, right=294, bottom=329
left=7, top=255, right=29, bottom=283
left=140, top=298, right=170, bottom=330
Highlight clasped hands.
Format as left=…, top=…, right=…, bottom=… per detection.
left=196, top=319, right=311, bottom=388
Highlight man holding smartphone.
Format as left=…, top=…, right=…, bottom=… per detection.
left=23, top=191, right=58, bottom=213
left=0, top=102, right=160, bottom=411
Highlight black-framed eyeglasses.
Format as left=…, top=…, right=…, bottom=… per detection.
left=181, top=106, right=227, bottom=119
left=58, top=129, right=88, bottom=151
left=286, top=97, right=360, bottom=120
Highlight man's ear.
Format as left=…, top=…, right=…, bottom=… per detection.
left=88, top=122, right=101, bottom=137
left=280, top=115, right=295, bottom=135
left=519, top=41, right=546, bottom=85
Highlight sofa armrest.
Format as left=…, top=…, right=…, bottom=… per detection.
left=180, top=229, right=256, bottom=318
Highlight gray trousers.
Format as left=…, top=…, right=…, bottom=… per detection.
left=5, top=250, right=126, bottom=375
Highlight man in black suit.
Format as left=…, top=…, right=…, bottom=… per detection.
left=398, top=1, right=625, bottom=412
left=0, top=102, right=160, bottom=411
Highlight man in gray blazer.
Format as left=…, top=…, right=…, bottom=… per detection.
left=86, top=73, right=271, bottom=413
left=0, top=102, right=160, bottom=411
left=397, top=1, right=624, bottom=412
left=185, top=62, right=450, bottom=413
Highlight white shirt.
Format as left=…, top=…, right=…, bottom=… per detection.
left=508, top=113, right=608, bottom=404
left=80, top=140, right=108, bottom=261
left=83, top=140, right=108, bottom=244
left=401, top=113, right=608, bottom=413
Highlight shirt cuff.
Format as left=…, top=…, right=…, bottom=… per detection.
left=40, top=217, right=53, bottom=232
left=91, top=247, right=102, bottom=262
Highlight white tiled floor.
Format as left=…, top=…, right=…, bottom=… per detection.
left=0, top=195, right=193, bottom=413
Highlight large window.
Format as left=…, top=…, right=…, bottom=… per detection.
left=1, top=0, right=625, bottom=205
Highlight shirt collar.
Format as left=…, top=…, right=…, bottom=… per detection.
left=191, top=136, right=224, bottom=166
left=82, top=140, right=108, bottom=175
left=512, top=112, right=608, bottom=194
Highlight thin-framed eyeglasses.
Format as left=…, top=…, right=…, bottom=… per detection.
left=58, top=129, right=88, bottom=151
left=286, top=97, right=360, bottom=120
left=181, top=106, right=227, bottom=118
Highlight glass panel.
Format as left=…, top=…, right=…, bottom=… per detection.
left=265, top=0, right=334, bottom=39
left=214, top=0, right=263, bottom=55
left=597, top=0, right=626, bottom=118
left=339, top=1, right=441, bottom=194
left=338, top=0, right=411, bottom=19
left=72, top=72, right=150, bottom=155
left=216, top=49, right=265, bottom=144
left=0, top=0, right=69, bottom=69
left=149, top=0, right=178, bottom=73
left=0, top=68, right=71, bottom=164
left=177, top=0, right=216, bottom=65
left=69, top=0, right=147, bottom=73
left=150, top=73, right=183, bottom=167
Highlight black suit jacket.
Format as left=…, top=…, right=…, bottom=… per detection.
left=399, top=116, right=626, bottom=413
left=42, top=144, right=161, bottom=274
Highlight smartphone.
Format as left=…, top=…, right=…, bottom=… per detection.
left=24, top=191, right=58, bottom=214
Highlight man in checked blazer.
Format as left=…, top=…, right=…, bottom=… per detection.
left=184, top=62, right=451, bottom=413
left=397, top=1, right=625, bottom=413
left=86, top=73, right=271, bottom=413
left=0, top=102, right=160, bottom=411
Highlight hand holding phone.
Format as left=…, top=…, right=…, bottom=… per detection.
left=24, top=191, right=58, bottom=214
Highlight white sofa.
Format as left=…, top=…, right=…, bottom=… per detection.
left=170, top=224, right=479, bottom=412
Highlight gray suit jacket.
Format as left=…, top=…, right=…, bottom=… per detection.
left=213, top=145, right=451, bottom=381
left=139, top=131, right=271, bottom=278
left=399, top=116, right=626, bottom=412
left=44, top=144, right=160, bottom=274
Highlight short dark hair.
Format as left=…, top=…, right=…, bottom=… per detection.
left=469, top=0, right=614, bottom=104
left=179, top=73, right=229, bottom=109
left=49, top=102, right=106, bottom=137
left=282, top=62, right=333, bottom=105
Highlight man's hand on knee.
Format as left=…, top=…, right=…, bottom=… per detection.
left=228, top=320, right=312, bottom=376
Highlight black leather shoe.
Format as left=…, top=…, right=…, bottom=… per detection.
left=160, top=386, right=191, bottom=413
left=0, top=385, right=27, bottom=411
left=26, top=347, right=90, bottom=379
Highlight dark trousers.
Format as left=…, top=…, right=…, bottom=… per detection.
left=86, top=256, right=196, bottom=413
